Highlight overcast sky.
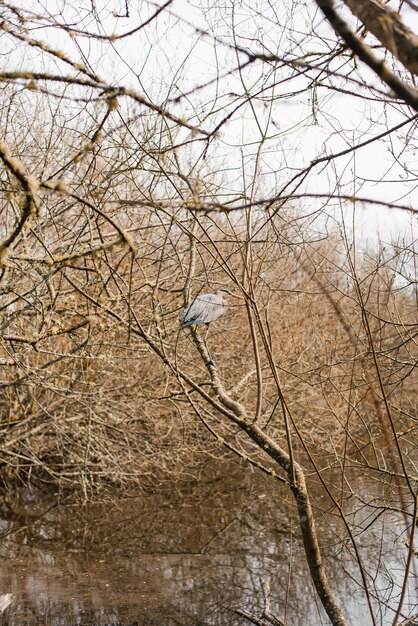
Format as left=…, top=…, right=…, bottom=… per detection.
left=3, top=0, right=418, bottom=251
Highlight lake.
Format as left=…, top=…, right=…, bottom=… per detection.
left=0, top=471, right=415, bottom=625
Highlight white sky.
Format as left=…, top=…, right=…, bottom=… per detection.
left=1, top=0, right=417, bottom=250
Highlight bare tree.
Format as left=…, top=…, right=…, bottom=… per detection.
left=0, top=1, right=417, bottom=625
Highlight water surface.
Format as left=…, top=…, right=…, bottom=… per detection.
left=0, top=473, right=414, bottom=625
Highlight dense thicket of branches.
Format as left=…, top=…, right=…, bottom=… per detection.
left=0, top=1, right=417, bottom=625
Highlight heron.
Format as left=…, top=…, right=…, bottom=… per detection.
left=179, top=288, right=242, bottom=348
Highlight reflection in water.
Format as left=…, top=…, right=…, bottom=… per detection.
left=0, top=473, right=414, bottom=625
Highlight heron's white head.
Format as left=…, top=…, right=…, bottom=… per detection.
left=217, top=287, right=243, bottom=299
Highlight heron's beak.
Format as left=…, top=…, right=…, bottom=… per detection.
left=230, top=293, right=244, bottom=299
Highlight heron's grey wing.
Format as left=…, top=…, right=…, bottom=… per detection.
left=179, top=298, right=201, bottom=325
left=180, top=293, right=224, bottom=326
left=179, top=295, right=209, bottom=326
left=197, top=293, right=224, bottom=323
left=179, top=297, right=204, bottom=324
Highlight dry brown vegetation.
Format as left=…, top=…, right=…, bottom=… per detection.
left=1, top=154, right=416, bottom=499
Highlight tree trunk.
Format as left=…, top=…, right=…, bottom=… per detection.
left=343, top=0, right=418, bottom=75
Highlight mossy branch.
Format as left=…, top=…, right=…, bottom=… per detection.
left=0, top=140, right=39, bottom=267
